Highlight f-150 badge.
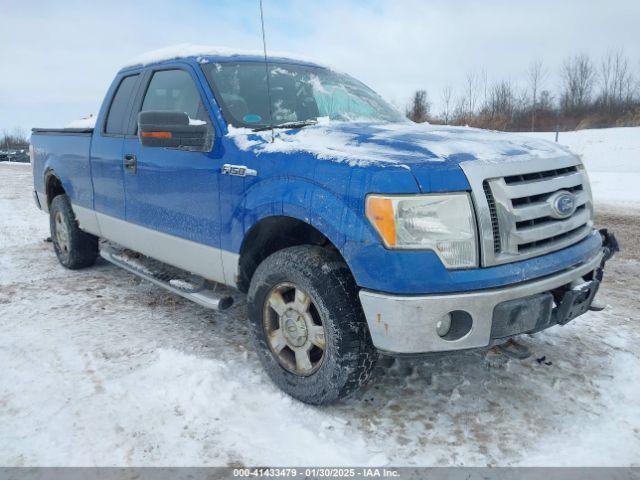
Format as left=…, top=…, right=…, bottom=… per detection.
left=221, top=164, right=257, bottom=177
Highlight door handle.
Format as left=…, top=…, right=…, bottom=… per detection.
left=123, top=154, right=137, bottom=174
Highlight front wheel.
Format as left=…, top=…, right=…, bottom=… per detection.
left=247, top=246, right=377, bottom=405
left=49, top=194, right=99, bottom=269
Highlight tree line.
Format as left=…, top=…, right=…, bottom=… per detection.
left=0, top=127, right=29, bottom=150
left=406, top=49, right=640, bottom=131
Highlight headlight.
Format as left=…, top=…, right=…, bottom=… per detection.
left=365, top=193, right=478, bottom=268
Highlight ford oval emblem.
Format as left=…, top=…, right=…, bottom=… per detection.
left=549, top=191, right=577, bottom=218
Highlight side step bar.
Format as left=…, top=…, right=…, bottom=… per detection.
left=100, top=245, right=233, bottom=311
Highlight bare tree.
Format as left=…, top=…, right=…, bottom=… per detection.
left=600, top=51, right=614, bottom=111
left=487, top=80, right=516, bottom=118
left=478, top=68, right=489, bottom=111
left=527, top=59, right=547, bottom=131
left=406, top=90, right=430, bottom=123
left=538, top=90, right=555, bottom=111
left=452, top=94, right=468, bottom=124
left=612, top=51, right=635, bottom=107
left=465, top=71, right=480, bottom=117
left=599, top=48, right=636, bottom=112
left=560, top=54, right=596, bottom=114
left=440, top=85, right=454, bottom=124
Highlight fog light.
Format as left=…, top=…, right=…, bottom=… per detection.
left=436, top=314, right=452, bottom=337
left=439, top=310, right=473, bottom=341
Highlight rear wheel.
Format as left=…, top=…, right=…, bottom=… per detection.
left=248, top=245, right=377, bottom=405
left=49, top=194, right=98, bottom=269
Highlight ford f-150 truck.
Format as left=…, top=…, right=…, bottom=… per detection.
left=31, top=46, right=618, bottom=404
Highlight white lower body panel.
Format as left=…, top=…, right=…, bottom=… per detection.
left=72, top=204, right=239, bottom=287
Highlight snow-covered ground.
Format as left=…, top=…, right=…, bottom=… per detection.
left=1, top=128, right=640, bottom=466
left=521, top=127, right=640, bottom=210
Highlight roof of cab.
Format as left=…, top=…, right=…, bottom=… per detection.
left=121, top=43, right=324, bottom=71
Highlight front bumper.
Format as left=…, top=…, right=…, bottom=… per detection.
left=359, top=232, right=617, bottom=355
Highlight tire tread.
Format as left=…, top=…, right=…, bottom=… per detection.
left=50, top=194, right=98, bottom=269
left=247, top=245, right=377, bottom=404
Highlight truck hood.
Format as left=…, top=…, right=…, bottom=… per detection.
left=226, top=122, right=574, bottom=192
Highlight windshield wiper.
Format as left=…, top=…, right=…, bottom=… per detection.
left=252, top=119, right=318, bottom=132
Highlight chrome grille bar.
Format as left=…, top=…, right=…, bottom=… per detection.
left=511, top=189, right=589, bottom=222
left=510, top=207, right=591, bottom=244
left=497, top=171, right=584, bottom=198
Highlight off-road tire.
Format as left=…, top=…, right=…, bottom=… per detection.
left=248, top=245, right=377, bottom=405
left=49, top=194, right=98, bottom=269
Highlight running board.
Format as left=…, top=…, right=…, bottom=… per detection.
left=100, top=245, right=233, bottom=311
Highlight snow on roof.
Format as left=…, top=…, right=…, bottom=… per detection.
left=123, top=43, right=322, bottom=69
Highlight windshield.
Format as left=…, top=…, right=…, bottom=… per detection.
left=202, top=61, right=406, bottom=128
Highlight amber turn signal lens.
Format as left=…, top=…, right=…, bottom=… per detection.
left=366, top=196, right=396, bottom=247
left=141, top=131, right=172, bottom=139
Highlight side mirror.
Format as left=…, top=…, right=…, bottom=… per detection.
left=138, top=110, right=210, bottom=150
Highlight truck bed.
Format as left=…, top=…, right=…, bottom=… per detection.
left=31, top=128, right=95, bottom=209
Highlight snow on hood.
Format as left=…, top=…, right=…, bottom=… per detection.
left=226, top=121, right=573, bottom=169
left=227, top=123, right=413, bottom=169
left=372, top=123, right=573, bottom=163
left=124, top=43, right=322, bottom=69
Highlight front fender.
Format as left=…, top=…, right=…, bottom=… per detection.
left=228, top=176, right=378, bottom=258
left=219, top=140, right=421, bottom=289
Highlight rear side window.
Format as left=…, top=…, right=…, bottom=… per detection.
left=105, top=74, right=139, bottom=135
left=141, top=69, right=208, bottom=121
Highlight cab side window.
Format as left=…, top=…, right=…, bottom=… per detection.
left=141, top=70, right=209, bottom=123
left=105, top=74, right=139, bottom=135
left=139, top=69, right=213, bottom=151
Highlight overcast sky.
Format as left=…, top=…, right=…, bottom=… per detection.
left=1, top=0, right=638, bottom=132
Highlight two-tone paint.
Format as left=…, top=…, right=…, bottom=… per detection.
left=31, top=55, right=602, bottom=299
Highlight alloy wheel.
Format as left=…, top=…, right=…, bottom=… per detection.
left=263, top=282, right=326, bottom=376
left=54, top=211, right=70, bottom=254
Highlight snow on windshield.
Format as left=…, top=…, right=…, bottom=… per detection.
left=204, top=62, right=406, bottom=128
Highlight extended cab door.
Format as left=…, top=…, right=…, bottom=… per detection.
left=120, top=66, right=228, bottom=284
left=90, top=73, right=141, bottom=219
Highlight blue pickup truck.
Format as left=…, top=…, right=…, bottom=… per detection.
left=31, top=46, right=617, bottom=404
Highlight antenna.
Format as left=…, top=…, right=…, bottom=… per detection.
left=259, top=0, right=275, bottom=142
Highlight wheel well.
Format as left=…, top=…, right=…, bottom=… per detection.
left=237, top=216, right=344, bottom=293
left=45, top=172, right=65, bottom=208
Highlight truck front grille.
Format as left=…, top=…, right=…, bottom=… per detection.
left=481, top=164, right=593, bottom=264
